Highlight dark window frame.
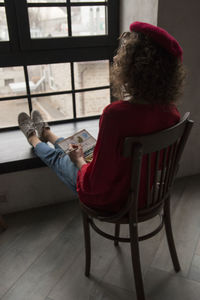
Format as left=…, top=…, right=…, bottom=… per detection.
left=0, top=0, right=120, bottom=131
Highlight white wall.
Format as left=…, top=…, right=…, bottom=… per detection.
left=158, top=0, right=200, bottom=177
left=120, top=0, right=159, bottom=33
left=0, top=168, right=77, bottom=214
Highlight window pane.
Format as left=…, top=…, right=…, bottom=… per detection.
left=28, top=7, right=68, bottom=38
left=71, top=6, right=106, bottom=36
left=27, top=1, right=66, bottom=2
left=0, top=7, right=9, bottom=41
left=0, top=99, right=29, bottom=128
left=28, top=63, right=71, bottom=94
left=32, top=94, right=73, bottom=121
left=0, top=67, right=26, bottom=97
left=71, top=1, right=106, bottom=2
left=76, top=89, right=109, bottom=117
left=74, top=60, right=109, bottom=89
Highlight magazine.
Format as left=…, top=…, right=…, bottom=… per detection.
left=57, top=129, right=96, bottom=163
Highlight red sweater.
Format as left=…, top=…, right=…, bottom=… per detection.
left=77, top=101, right=180, bottom=212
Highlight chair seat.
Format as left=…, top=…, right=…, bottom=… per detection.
left=80, top=199, right=164, bottom=224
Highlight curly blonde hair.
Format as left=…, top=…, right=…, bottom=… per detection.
left=110, top=31, right=186, bottom=104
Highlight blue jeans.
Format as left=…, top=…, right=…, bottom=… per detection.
left=34, top=138, right=79, bottom=194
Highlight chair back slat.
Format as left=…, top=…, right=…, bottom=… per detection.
left=162, top=145, right=173, bottom=197
left=128, top=144, right=143, bottom=220
left=163, top=143, right=177, bottom=196
left=151, top=151, right=160, bottom=205
left=157, top=148, right=168, bottom=204
left=146, top=153, right=151, bottom=207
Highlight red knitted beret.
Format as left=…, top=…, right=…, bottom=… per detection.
left=129, top=21, right=183, bottom=61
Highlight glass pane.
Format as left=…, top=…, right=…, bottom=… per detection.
left=71, top=6, right=106, bottom=36
left=0, top=67, right=26, bottom=97
left=0, top=7, right=9, bottom=41
left=27, top=1, right=65, bottom=2
left=32, top=94, right=73, bottom=121
left=27, top=63, right=71, bottom=94
left=0, top=99, right=29, bottom=128
left=74, top=60, right=109, bottom=89
left=28, top=7, right=68, bottom=38
left=71, top=1, right=105, bottom=2
left=76, top=89, right=110, bottom=117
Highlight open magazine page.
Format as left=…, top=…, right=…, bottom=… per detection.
left=57, top=129, right=96, bottom=163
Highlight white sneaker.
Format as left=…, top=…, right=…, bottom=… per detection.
left=18, top=112, right=36, bottom=144
left=31, top=110, right=50, bottom=142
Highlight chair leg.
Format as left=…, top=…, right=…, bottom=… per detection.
left=164, top=198, right=181, bottom=272
left=82, top=212, right=91, bottom=277
left=114, top=223, right=120, bottom=246
left=0, top=215, right=7, bottom=231
left=129, top=222, right=146, bottom=300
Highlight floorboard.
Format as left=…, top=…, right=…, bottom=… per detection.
left=152, top=175, right=200, bottom=277
left=0, top=202, right=79, bottom=299
left=145, top=267, right=200, bottom=300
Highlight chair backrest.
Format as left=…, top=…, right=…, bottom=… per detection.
left=122, top=112, right=193, bottom=220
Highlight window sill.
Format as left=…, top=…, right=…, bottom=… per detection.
left=0, top=119, right=99, bottom=174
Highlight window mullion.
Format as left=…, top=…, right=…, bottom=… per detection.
left=67, top=0, right=72, bottom=37
left=70, top=62, right=77, bottom=119
left=24, top=65, right=32, bottom=113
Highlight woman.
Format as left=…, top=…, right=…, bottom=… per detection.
left=18, top=22, right=185, bottom=212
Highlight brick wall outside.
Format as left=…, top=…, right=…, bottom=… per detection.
left=42, top=60, right=110, bottom=120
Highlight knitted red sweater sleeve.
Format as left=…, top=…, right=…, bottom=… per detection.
left=76, top=105, right=119, bottom=195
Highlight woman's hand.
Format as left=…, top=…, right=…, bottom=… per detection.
left=68, top=144, right=87, bottom=169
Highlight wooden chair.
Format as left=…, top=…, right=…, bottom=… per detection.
left=79, top=112, right=193, bottom=300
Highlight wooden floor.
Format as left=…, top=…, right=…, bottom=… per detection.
left=1, top=174, right=200, bottom=300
